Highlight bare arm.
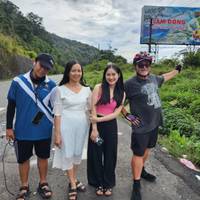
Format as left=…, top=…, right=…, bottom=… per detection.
left=97, top=104, right=123, bottom=122
left=54, top=116, right=61, bottom=134
left=162, top=69, right=179, bottom=82
left=53, top=88, right=62, bottom=147
left=90, top=84, right=100, bottom=141
left=121, top=106, right=128, bottom=117
left=162, top=65, right=182, bottom=82
left=54, top=116, right=62, bottom=148
left=91, top=92, right=126, bottom=123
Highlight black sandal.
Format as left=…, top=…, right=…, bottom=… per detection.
left=76, top=180, right=86, bottom=192
left=37, top=182, right=52, bottom=199
left=96, top=186, right=104, bottom=196
left=68, top=185, right=77, bottom=200
left=16, top=186, right=30, bottom=200
left=104, top=188, right=112, bottom=197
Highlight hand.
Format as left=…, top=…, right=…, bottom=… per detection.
left=6, top=129, right=15, bottom=141
left=125, top=114, right=140, bottom=126
left=175, top=64, right=182, bottom=73
left=89, top=114, right=99, bottom=123
left=54, top=132, right=62, bottom=148
left=90, top=129, right=99, bottom=142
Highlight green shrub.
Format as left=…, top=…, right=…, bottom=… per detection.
left=181, top=69, right=200, bottom=80
left=161, top=91, right=199, bottom=110
left=187, top=136, right=200, bottom=165
left=160, top=91, right=178, bottom=102
left=183, top=51, right=200, bottom=67
left=84, top=71, right=102, bottom=88
left=176, top=92, right=199, bottom=109
left=159, top=130, right=200, bottom=165
left=84, top=59, right=109, bottom=72
left=160, top=108, right=197, bottom=137
left=157, top=58, right=179, bottom=68
left=190, top=99, right=200, bottom=122
left=160, top=130, right=187, bottom=157
left=26, top=50, right=36, bottom=59
left=189, top=80, right=200, bottom=93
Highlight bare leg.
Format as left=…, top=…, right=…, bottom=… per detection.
left=67, top=167, right=76, bottom=188
left=37, top=158, right=48, bottom=184
left=141, top=149, right=156, bottom=182
left=73, top=164, right=78, bottom=182
left=37, top=158, right=52, bottom=197
left=73, top=164, right=86, bottom=192
left=132, top=155, right=144, bottom=180
left=143, top=149, right=150, bottom=165
left=16, top=161, right=30, bottom=200
left=19, top=160, right=30, bottom=186
left=131, top=155, right=142, bottom=200
left=67, top=167, right=77, bottom=200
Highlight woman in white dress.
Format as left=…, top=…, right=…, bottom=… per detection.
left=53, top=60, right=91, bottom=200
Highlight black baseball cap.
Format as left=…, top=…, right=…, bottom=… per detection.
left=35, top=53, right=55, bottom=69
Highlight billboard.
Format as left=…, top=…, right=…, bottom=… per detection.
left=140, top=6, right=200, bottom=45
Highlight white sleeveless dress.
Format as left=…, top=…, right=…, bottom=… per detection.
left=52, top=85, right=91, bottom=170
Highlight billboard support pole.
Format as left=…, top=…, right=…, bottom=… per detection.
left=148, top=18, right=153, bottom=53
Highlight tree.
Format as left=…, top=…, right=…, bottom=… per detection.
left=26, top=12, right=44, bottom=36
left=15, top=16, right=33, bottom=41
left=183, top=51, right=200, bottom=67
left=99, top=49, right=127, bottom=64
left=0, top=0, right=19, bottom=35
left=26, top=12, right=43, bottom=27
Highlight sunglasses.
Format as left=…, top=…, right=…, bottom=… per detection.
left=137, top=62, right=151, bottom=68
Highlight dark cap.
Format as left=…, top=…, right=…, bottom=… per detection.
left=35, top=53, right=55, bottom=69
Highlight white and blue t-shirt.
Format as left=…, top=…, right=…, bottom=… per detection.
left=7, top=71, right=56, bottom=140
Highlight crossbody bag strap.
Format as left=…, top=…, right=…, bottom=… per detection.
left=14, top=77, right=54, bottom=123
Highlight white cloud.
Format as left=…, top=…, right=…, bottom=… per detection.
left=10, top=0, right=200, bottom=62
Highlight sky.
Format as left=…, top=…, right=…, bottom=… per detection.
left=10, top=0, right=200, bottom=62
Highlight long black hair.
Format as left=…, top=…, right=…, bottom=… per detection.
left=96, top=63, right=124, bottom=108
left=59, top=60, right=86, bottom=86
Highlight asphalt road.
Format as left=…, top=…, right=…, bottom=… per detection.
left=0, top=116, right=200, bottom=200
left=0, top=76, right=200, bottom=200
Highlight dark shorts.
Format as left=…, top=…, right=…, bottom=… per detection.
left=14, top=138, right=51, bottom=164
left=131, top=127, right=158, bottom=157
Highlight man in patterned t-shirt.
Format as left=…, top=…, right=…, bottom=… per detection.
left=123, top=52, right=182, bottom=200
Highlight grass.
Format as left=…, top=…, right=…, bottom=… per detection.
left=159, top=130, right=200, bottom=166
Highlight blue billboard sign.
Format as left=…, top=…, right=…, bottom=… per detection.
left=140, top=6, right=200, bottom=45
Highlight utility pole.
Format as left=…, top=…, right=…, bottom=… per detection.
left=148, top=18, right=153, bottom=53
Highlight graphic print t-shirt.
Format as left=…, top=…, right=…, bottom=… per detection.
left=125, top=74, right=164, bottom=134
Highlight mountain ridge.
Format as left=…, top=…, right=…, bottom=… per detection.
left=0, top=0, right=100, bottom=79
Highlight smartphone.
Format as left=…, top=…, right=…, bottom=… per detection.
left=32, top=111, right=44, bottom=124
left=95, top=136, right=104, bottom=146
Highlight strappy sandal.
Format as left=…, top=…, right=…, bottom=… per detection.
left=37, top=182, right=52, bottom=199
left=16, top=186, right=30, bottom=200
left=95, top=186, right=104, bottom=196
left=68, top=185, right=77, bottom=200
left=76, top=180, right=86, bottom=192
left=104, top=188, right=112, bottom=197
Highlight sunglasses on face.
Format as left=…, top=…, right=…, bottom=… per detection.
left=137, top=62, right=151, bottom=68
